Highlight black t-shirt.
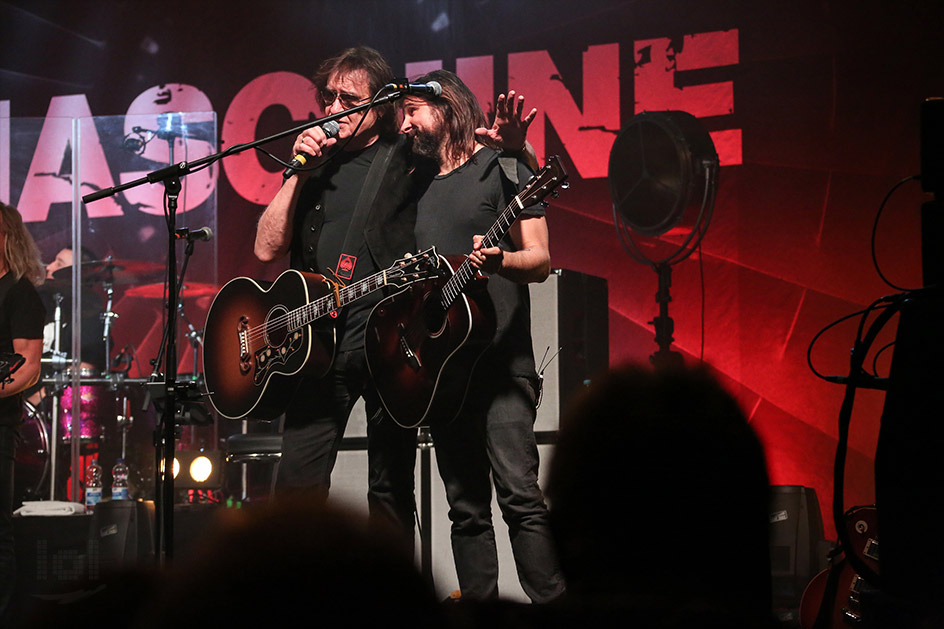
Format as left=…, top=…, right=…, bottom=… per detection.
left=38, top=288, right=107, bottom=369
left=292, top=143, right=385, bottom=351
left=414, top=148, right=544, bottom=379
left=0, top=272, right=46, bottom=425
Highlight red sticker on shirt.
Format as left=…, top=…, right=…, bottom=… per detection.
left=336, top=254, right=356, bottom=280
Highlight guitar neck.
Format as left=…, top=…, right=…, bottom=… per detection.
left=291, top=270, right=389, bottom=330
left=439, top=196, right=524, bottom=310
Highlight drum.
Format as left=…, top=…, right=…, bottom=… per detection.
left=58, top=368, right=114, bottom=443
left=14, top=401, right=50, bottom=505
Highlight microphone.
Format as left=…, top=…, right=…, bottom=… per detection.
left=175, top=226, right=213, bottom=242
left=282, top=120, right=341, bottom=179
left=385, top=81, right=442, bottom=97
left=122, top=136, right=145, bottom=153
left=111, top=345, right=133, bottom=372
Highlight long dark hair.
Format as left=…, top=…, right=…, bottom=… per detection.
left=412, top=69, right=487, bottom=165
left=312, top=46, right=397, bottom=137
left=0, top=203, right=44, bottom=284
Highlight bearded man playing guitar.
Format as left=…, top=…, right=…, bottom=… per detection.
left=373, top=69, right=565, bottom=602
left=251, top=47, right=539, bottom=554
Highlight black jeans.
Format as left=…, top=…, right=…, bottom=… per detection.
left=430, top=375, right=565, bottom=603
left=275, top=350, right=417, bottom=547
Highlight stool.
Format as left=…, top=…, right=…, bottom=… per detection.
left=225, top=433, right=283, bottom=501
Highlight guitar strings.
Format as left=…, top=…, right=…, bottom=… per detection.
left=242, top=270, right=389, bottom=343
left=400, top=193, right=524, bottom=345
left=242, top=253, right=433, bottom=343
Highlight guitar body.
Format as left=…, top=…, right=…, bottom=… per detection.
left=799, top=506, right=879, bottom=629
left=365, top=255, right=496, bottom=428
left=203, top=270, right=336, bottom=420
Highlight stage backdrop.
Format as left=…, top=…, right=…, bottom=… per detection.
left=2, top=0, right=941, bottom=538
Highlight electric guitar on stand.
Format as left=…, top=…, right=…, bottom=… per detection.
left=364, top=156, right=568, bottom=428
left=203, top=247, right=440, bottom=420
left=799, top=505, right=880, bottom=629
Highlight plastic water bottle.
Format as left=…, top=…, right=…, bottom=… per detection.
left=85, top=458, right=103, bottom=511
left=111, top=458, right=130, bottom=501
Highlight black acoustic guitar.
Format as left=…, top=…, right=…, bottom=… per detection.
left=203, top=247, right=440, bottom=420
left=364, top=156, right=568, bottom=428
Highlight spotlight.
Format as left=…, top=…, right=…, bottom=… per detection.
left=170, top=450, right=222, bottom=489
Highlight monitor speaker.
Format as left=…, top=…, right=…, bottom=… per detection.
left=529, top=269, right=609, bottom=432
left=89, top=500, right=155, bottom=575
left=769, top=485, right=828, bottom=621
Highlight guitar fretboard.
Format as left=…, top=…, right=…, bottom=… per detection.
left=288, top=270, right=389, bottom=331
left=438, top=194, right=527, bottom=311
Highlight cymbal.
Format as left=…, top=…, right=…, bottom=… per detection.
left=49, top=259, right=164, bottom=285
left=125, top=282, right=218, bottom=299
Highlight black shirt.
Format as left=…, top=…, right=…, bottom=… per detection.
left=292, top=143, right=386, bottom=351
left=0, top=272, right=46, bottom=425
left=414, top=148, right=544, bottom=379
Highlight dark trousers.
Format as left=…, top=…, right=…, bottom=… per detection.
left=430, top=375, right=565, bottom=603
left=275, top=350, right=417, bottom=548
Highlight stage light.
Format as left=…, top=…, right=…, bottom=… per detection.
left=189, top=456, right=213, bottom=483
left=171, top=450, right=222, bottom=489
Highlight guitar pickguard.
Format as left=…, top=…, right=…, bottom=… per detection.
left=251, top=328, right=305, bottom=385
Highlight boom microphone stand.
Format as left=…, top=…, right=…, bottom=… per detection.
left=82, top=87, right=412, bottom=563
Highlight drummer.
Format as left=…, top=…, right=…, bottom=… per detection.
left=40, top=246, right=108, bottom=372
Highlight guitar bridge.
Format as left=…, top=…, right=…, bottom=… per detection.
left=238, top=316, right=251, bottom=375
left=398, top=323, right=421, bottom=371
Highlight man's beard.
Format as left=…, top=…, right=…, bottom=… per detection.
left=410, top=126, right=444, bottom=163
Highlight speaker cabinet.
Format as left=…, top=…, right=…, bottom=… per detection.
left=89, top=500, right=155, bottom=575
left=528, top=269, right=609, bottom=432
left=769, top=485, right=827, bottom=621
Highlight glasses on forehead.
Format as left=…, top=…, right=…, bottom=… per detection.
left=320, top=88, right=371, bottom=110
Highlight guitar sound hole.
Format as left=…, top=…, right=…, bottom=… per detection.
left=421, top=294, right=446, bottom=337
left=264, top=306, right=289, bottom=347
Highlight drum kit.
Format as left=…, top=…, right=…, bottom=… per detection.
left=13, top=256, right=218, bottom=507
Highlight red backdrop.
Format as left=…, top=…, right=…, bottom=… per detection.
left=2, top=0, right=941, bottom=536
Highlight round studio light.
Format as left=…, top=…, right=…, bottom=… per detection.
left=190, top=456, right=213, bottom=483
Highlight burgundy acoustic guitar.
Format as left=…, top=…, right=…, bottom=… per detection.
left=203, top=247, right=440, bottom=420
left=364, top=156, right=568, bottom=428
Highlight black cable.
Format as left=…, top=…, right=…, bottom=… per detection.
left=871, top=175, right=920, bottom=291
left=806, top=298, right=892, bottom=383
left=870, top=340, right=896, bottom=377
left=829, top=293, right=905, bottom=589
left=698, top=241, right=705, bottom=361
left=250, top=85, right=390, bottom=175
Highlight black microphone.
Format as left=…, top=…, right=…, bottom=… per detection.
left=385, top=81, right=443, bottom=97
left=122, top=136, right=145, bottom=153
left=111, top=345, right=133, bottom=372
left=282, top=120, right=341, bottom=179
left=175, top=226, right=213, bottom=242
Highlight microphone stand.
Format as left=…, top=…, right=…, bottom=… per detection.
left=81, top=89, right=410, bottom=564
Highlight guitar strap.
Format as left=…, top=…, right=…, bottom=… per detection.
left=338, top=138, right=396, bottom=279
left=812, top=551, right=845, bottom=629
left=497, top=153, right=519, bottom=185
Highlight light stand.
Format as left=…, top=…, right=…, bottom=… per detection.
left=608, top=110, right=719, bottom=368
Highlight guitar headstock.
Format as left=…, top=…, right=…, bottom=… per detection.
left=386, top=246, right=441, bottom=286
left=518, top=155, right=570, bottom=208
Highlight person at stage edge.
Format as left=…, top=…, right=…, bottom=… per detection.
left=252, top=47, right=536, bottom=547
left=394, top=69, right=565, bottom=603
left=0, top=203, right=46, bottom=621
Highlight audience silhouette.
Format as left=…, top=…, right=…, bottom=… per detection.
left=545, top=364, right=777, bottom=628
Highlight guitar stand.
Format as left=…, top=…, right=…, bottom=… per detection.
left=417, top=425, right=434, bottom=587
